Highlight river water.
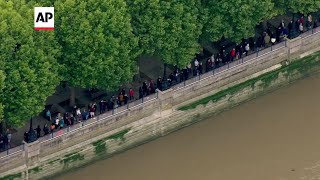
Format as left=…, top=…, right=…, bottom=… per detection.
left=56, top=74, right=320, bottom=180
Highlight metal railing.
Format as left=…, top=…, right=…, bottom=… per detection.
left=37, top=94, right=158, bottom=144
left=171, top=41, right=288, bottom=91
left=0, top=144, right=24, bottom=159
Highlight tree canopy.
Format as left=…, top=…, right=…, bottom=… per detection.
left=286, top=0, right=320, bottom=15
left=55, top=0, right=139, bottom=90
left=203, top=0, right=275, bottom=43
left=1, top=0, right=320, bottom=128
left=0, top=0, right=61, bottom=127
left=127, top=0, right=203, bottom=67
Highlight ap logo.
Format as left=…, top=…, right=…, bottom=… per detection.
left=34, top=7, right=54, bottom=30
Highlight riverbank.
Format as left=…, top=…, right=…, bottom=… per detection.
left=55, top=73, right=320, bottom=180
left=1, top=31, right=320, bottom=179
left=51, top=50, right=320, bottom=180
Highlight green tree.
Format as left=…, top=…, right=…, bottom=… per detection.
left=127, top=0, right=203, bottom=68
left=0, top=71, right=4, bottom=124
left=55, top=0, right=138, bottom=105
left=0, top=0, right=61, bottom=127
left=203, top=0, right=276, bottom=43
left=286, top=0, right=320, bottom=15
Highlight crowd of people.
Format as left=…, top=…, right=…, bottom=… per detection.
left=0, top=129, right=12, bottom=151
left=16, top=15, right=320, bottom=145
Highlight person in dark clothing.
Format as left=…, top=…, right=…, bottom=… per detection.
left=295, top=19, right=300, bottom=32
left=87, top=103, right=91, bottom=112
left=157, top=77, right=162, bottom=90
left=198, top=62, right=203, bottom=74
left=99, top=100, right=104, bottom=114
left=102, top=100, right=107, bottom=112
left=167, top=77, right=172, bottom=87
left=314, top=20, right=319, bottom=28
left=72, top=106, right=77, bottom=117
left=255, top=37, right=261, bottom=50
left=109, top=101, right=114, bottom=110
left=276, top=26, right=282, bottom=42
left=35, top=125, right=41, bottom=138
left=43, top=124, right=49, bottom=135
left=0, top=134, right=3, bottom=150
left=206, top=58, right=211, bottom=72
left=65, top=114, right=71, bottom=126
left=266, top=27, right=272, bottom=37
left=93, top=103, right=97, bottom=114
left=64, top=112, right=69, bottom=125
left=249, top=37, right=255, bottom=51
left=288, top=20, right=293, bottom=38
left=169, top=73, right=174, bottom=84
left=149, top=80, right=155, bottom=94
left=161, top=79, right=168, bottom=90
left=193, top=68, right=198, bottom=77
left=124, top=94, right=128, bottom=105
left=183, top=68, right=188, bottom=80
left=139, top=87, right=143, bottom=99
left=142, top=82, right=148, bottom=96
left=24, top=131, right=29, bottom=143
left=3, top=134, right=8, bottom=149
left=220, top=46, right=226, bottom=57
left=175, top=69, right=180, bottom=83
left=239, top=46, right=243, bottom=58
left=179, top=72, right=184, bottom=82
left=70, top=114, right=76, bottom=125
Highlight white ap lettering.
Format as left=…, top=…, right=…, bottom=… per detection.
left=36, top=12, right=53, bottom=22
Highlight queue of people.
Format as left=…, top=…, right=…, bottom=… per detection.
left=12, top=14, right=320, bottom=147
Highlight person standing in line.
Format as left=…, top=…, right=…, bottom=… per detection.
left=35, top=125, right=41, bottom=138
left=3, top=133, right=8, bottom=149
left=139, top=87, right=143, bottom=99
left=187, top=63, right=192, bottom=75
left=194, top=59, right=199, bottom=69
left=244, top=43, right=250, bottom=56
left=142, top=81, right=148, bottom=96
left=50, top=123, right=55, bottom=133
left=6, top=129, right=11, bottom=148
left=121, top=88, right=126, bottom=96
left=300, top=15, right=305, bottom=26
left=93, top=102, right=97, bottom=114
left=230, top=48, right=236, bottom=61
left=314, top=20, right=318, bottom=28
left=43, top=124, right=49, bottom=135
left=59, top=117, right=65, bottom=129
left=70, top=114, right=76, bottom=125
left=149, top=80, right=155, bottom=94
left=45, top=109, right=51, bottom=121
left=76, top=107, right=82, bottom=122
left=99, top=100, right=104, bottom=114
left=299, top=22, right=304, bottom=34
left=89, top=104, right=95, bottom=118
left=264, top=33, right=270, bottom=46
left=0, top=134, right=4, bottom=150
left=72, top=105, right=77, bottom=117
left=206, top=58, right=212, bottom=72
left=198, top=62, right=203, bottom=74
left=124, top=94, right=128, bottom=105
left=55, top=117, right=59, bottom=129
left=118, top=93, right=124, bottom=106
left=129, top=88, right=134, bottom=100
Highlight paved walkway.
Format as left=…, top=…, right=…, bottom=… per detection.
left=7, top=56, right=175, bottom=148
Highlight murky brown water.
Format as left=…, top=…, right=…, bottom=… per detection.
left=56, top=74, right=320, bottom=180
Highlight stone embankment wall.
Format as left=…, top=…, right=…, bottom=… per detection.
left=1, top=30, right=320, bottom=179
